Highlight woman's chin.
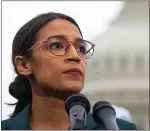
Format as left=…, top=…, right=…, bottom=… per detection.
left=62, top=82, right=83, bottom=94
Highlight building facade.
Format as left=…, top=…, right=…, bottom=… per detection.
left=82, top=2, right=149, bottom=129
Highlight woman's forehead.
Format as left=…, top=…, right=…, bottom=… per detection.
left=36, top=19, right=82, bottom=42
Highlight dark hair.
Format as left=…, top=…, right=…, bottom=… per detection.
left=8, top=12, right=82, bottom=118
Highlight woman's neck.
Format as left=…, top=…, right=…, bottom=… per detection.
left=30, top=94, right=70, bottom=130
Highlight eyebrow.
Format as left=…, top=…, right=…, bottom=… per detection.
left=47, top=35, right=84, bottom=42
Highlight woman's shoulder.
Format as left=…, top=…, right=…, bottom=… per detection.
left=86, top=113, right=137, bottom=130
left=116, top=118, right=137, bottom=130
left=1, top=104, right=31, bottom=130
left=1, top=119, right=11, bottom=130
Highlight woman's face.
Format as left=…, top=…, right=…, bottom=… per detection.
left=29, top=19, right=86, bottom=96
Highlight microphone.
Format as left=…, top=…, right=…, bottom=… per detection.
left=65, top=93, right=91, bottom=130
left=92, top=101, right=119, bottom=130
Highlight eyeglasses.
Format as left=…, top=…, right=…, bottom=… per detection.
left=26, top=35, right=95, bottom=59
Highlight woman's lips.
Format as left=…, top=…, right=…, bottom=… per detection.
left=63, top=68, right=82, bottom=76
left=64, top=71, right=81, bottom=76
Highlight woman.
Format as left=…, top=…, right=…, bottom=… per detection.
left=2, top=12, right=137, bottom=130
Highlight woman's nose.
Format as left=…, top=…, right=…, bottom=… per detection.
left=64, top=45, right=81, bottom=63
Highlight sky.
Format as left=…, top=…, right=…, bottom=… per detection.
left=2, top=1, right=125, bottom=120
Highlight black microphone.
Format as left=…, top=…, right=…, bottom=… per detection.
left=65, top=93, right=91, bottom=130
left=92, top=101, right=119, bottom=130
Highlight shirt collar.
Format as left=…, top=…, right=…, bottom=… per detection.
left=6, top=104, right=31, bottom=130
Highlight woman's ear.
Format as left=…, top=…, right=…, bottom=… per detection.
left=14, top=55, right=32, bottom=76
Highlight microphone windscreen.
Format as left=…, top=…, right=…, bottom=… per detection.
left=92, top=101, right=117, bottom=129
left=65, top=93, right=91, bottom=114
left=93, top=101, right=115, bottom=113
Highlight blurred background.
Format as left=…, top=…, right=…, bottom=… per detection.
left=2, top=1, right=149, bottom=130
left=82, top=1, right=149, bottom=129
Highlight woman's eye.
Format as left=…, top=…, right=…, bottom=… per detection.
left=49, top=42, right=64, bottom=49
left=77, top=46, right=86, bottom=54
